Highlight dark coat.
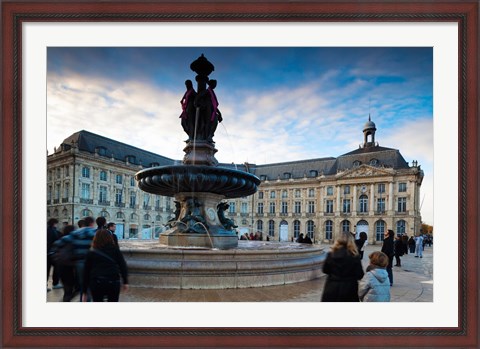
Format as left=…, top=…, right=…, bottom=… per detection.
left=321, top=248, right=364, bottom=302
left=381, top=235, right=394, bottom=259
left=83, top=246, right=129, bottom=288
left=394, top=239, right=404, bottom=257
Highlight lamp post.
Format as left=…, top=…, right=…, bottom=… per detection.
left=151, top=221, right=155, bottom=240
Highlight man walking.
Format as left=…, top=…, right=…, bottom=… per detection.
left=415, top=234, right=424, bottom=258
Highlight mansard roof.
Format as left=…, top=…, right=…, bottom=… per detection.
left=55, top=130, right=175, bottom=167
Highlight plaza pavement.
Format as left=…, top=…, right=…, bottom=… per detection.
left=47, top=243, right=433, bottom=302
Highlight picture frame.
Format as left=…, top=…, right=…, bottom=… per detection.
left=1, top=1, right=478, bottom=347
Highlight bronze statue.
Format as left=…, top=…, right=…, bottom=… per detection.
left=180, top=198, right=208, bottom=233
left=179, top=80, right=197, bottom=140
left=217, top=202, right=237, bottom=231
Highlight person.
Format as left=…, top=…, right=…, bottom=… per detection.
left=77, top=219, right=86, bottom=229
left=355, top=232, right=368, bottom=259
left=381, top=229, right=394, bottom=286
left=179, top=80, right=197, bottom=140
left=96, top=216, right=107, bottom=231
left=401, top=234, right=409, bottom=255
left=297, top=233, right=305, bottom=243
left=106, top=222, right=119, bottom=248
left=408, top=235, right=416, bottom=253
left=321, top=232, right=364, bottom=302
left=82, top=229, right=129, bottom=302
left=47, top=218, right=62, bottom=291
left=302, top=234, right=313, bottom=244
left=358, top=251, right=391, bottom=302
left=415, top=234, right=424, bottom=258
left=57, top=224, right=77, bottom=301
left=52, top=216, right=97, bottom=301
left=394, top=235, right=404, bottom=267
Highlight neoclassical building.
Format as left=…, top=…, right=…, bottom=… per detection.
left=47, top=118, right=423, bottom=244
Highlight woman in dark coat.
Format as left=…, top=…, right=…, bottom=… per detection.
left=381, top=229, right=395, bottom=286
left=408, top=236, right=416, bottom=253
left=82, top=229, right=129, bottom=302
left=321, top=232, right=364, bottom=302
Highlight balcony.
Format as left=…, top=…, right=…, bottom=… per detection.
left=80, top=198, right=93, bottom=204
left=98, top=200, right=110, bottom=206
left=114, top=202, right=125, bottom=208
left=280, top=212, right=288, bottom=217
left=268, top=213, right=276, bottom=217
left=395, top=210, right=408, bottom=215
left=62, top=198, right=69, bottom=203
left=129, top=204, right=138, bottom=209
left=240, top=213, right=248, bottom=217
left=375, top=210, right=386, bottom=215
left=324, top=212, right=334, bottom=216
left=155, top=207, right=164, bottom=212
left=143, top=205, right=151, bottom=210
left=306, top=213, right=315, bottom=217
left=53, top=199, right=60, bottom=204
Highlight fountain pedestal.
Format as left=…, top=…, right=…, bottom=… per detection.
left=159, top=192, right=238, bottom=249
left=183, top=140, right=218, bottom=166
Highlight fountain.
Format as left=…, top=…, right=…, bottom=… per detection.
left=121, top=55, right=325, bottom=289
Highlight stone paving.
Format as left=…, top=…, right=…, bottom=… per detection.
left=47, top=243, right=433, bottom=302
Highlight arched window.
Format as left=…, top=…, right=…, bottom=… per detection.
left=293, top=220, right=301, bottom=238
left=100, top=210, right=109, bottom=219
left=257, top=220, right=263, bottom=233
left=376, top=220, right=386, bottom=241
left=268, top=220, right=275, bottom=237
left=396, top=220, right=406, bottom=235
left=359, top=195, right=368, bottom=213
left=306, top=220, right=315, bottom=238
left=325, top=220, right=333, bottom=240
left=81, top=209, right=92, bottom=217
left=155, top=215, right=162, bottom=222
left=116, top=212, right=125, bottom=219
left=369, top=158, right=379, bottom=166
left=353, top=160, right=361, bottom=167
left=144, top=214, right=151, bottom=221
left=341, top=220, right=350, bottom=233
left=62, top=208, right=68, bottom=217
left=130, top=213, right=138, bottom=221
left=96, top=146, right=107, bottom=156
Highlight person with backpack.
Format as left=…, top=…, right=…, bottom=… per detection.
left=82, top=229, right=129, bottom=302
left=47, top=218, right=62, bottom=291
left=52, top=216, right=97, bottom=301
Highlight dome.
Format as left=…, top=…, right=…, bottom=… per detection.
left=363, top=120, right=376, bottom=130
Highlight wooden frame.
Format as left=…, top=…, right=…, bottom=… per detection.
left=1, top=1, right=478, bottom=347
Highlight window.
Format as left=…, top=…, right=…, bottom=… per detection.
left=353, top=160, right=361, bottom=167
left=96, top=146, right=107, bottom=156
left=241, top=202, right=248, bottom=214
left=257, top=220, right=263, bottom=232
left=284, top=172, right=291, bottom=179
left=269, top=202, right=276, bottom=214
left=81, top=183, right=90, bottom=199
left=397, top=220, right=406, bottom=235
left=257, top=202, right=264, bottom=214
left=260, top=175, right=267, bottom=181
left=293, top=220, right=301, bottom=238
left=130, top=176, right=136, bottom=187
left=65, top=166, right=70, bottom=177
left=325, top=220, right=333, bottom=240
left=309, top=170, right=318, bottom=177
left=155, top=196, right=161, bottom=209
left=99, top=170, right=108, bottom=181
left=378, top=183, right=386, bottom=194
left=325, top=200, right=334, bottom=214
left=229, top=202, right=236, bottom=213
left=143, top=194, right=150, bottom=208
left=295, top=189, right=301, bottom=198
left=307, top=201, right=315, bottom=213
left=166, top=199, right=171, bottom=211
left=294, top=201, right=301, bottom=214
left=116, top=212, right=125, bottom=219
left=282, top=190, right=288, bottom=199
left=126, top=155, right=136, bottom=164
left=342, top=220, right=350, bottom=232
left=100, top=210, right=109, bottom=218
left=129, top=192, right=136, bottom=208
left=130, top=213, right=138, bottom=220
left=342, top=199, right=351, bottom=213
left=281, top=202, right=288, bottom=214
left=343, top=185, right=350, bottom=195
left=397, top=197, right=407, bottom=212
left=376, top=221, right=386, bottom=241
left=308, top=188, right=315, bottom=197
left=359, top=195, right=368, bottom=213
left=55, top=184, right=61, bottom=200
left=116, top=174, right=123, bottom=184
left=144, top=214, right=151, bottom=221
left=268, top=220, right=275, bottom=237
left=258, top=191, right=264, bottom=199
left=150, top=162, right=160, bottom=167
left=81, top=209, right=92, bottom=217
left=370, top=159, right=378, bottom=166
left=82, top=166, right=90, bottom=178
left=270, top=191, right=276, bottom=199
left=306, top=220, right=315, bottom=238
left=129, top=227, right=138, bottom=239
left=63, top=183, right=69, bottom=199
left=56, top=167, right=61, bottom=179
left=115, top=189, right=123, bottom=204
left=377, top=198, right=385, bottom=213
left=99, top=185, right=108, bottom=202
left=48, top=186, right=52, bottom=201
left=327, top=186, right=333, bottom=196
left=398, top=182, right=407, bottom=192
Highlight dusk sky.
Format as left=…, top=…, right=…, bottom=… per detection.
left=47, top=47, right=433, bottom=224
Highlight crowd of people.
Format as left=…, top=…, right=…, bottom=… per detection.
left=321, top=230, right=431, bottom=302
left=47, top=216, right=129, bottom=302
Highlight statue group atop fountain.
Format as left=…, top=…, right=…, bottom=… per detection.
left=135, top=54, right=260, bottom=249
left=180, top=54, right=223, bottom=166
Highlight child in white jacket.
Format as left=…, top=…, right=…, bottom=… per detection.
left=358, top=251, right=391, bottom=302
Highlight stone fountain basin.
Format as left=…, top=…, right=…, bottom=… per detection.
left=136, top=165, right=260, bottom=198
left=120, top=240, right=326, bottom=289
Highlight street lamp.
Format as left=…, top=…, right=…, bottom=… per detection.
left=151, top=221, right=155, bottom=240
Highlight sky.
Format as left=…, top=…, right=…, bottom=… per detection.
left=47, top=47, right=433, bottom=225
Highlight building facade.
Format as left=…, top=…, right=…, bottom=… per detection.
left=47, top=119, right=423, bottom=244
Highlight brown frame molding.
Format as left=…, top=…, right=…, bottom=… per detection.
left=1, top=1, right=478, bottom=348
